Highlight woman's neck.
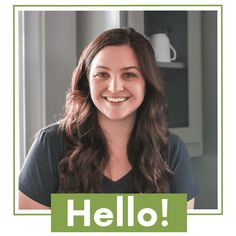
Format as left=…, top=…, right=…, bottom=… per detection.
left=98, top=112, right=136, bottom=158
left=98, top=112, right=135, bottom=181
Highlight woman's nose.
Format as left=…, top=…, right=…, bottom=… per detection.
left=107, top=77, right=124, bottom=93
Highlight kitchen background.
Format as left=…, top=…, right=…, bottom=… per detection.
left=17, top=10, right=218, bottom=210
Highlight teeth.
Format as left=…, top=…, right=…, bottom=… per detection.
left=106, top=97, right=128, bottom=103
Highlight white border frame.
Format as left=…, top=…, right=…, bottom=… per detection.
left=14, top=5, right=222, bottom=215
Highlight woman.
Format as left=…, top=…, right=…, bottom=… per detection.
left=19, top=28, right=198, bottom=209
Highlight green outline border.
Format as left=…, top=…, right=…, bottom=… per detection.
left=13, top=4, right=223, bottom=217
left=13, top=4, right=16, bottom=215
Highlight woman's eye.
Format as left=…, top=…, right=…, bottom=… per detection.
left=123, top=72, right=136, bottom=79
left=94, top=72, right=109, bottom=79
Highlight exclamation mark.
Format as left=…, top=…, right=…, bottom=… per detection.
left=161, top=199, right=168, bottom=227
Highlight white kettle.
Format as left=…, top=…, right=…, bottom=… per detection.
left=150, top=33, right=177, bottom=62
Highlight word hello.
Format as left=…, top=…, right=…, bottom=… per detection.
left=67, top=196, right=168, bottom=227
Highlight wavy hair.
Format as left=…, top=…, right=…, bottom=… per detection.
left=58, top=28, right=171, bottom=193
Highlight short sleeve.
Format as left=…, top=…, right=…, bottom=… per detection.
left=167, top=133, right=198, bottom=201
left=19, top=124, right=65, bottom=207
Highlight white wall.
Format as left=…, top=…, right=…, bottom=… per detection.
left=21, top=11, right=77, bottom=163
left=23, top=12, right=46, bottom=156
left=45, top=11, right=77, bottom=124
left=76, top=11, right=121, bottom=58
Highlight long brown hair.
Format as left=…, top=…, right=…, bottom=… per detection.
left=58, top=28, right=171, bottom=193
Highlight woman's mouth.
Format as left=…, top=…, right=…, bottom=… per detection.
left=104, top=97, right=129, bottom=103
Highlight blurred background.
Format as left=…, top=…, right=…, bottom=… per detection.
left=17, top=10, right=218, bottom=210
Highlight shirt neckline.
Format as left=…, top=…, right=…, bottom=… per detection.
left=102, top=169, right=133, bottom=184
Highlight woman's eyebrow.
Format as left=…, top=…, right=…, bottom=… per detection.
left=121, top=66, right=141, bottom=71
left=94, top=65, right=141, bottom=71
left=94, top=65, right=110, bottom=70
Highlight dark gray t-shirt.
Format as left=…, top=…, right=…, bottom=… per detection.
left=19, top=123, right=198, bottom=207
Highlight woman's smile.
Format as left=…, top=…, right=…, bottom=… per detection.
left=104, top=96, right=129, bottom=103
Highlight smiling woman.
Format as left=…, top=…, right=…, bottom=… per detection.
left=19, top=28, right=198, bottom=209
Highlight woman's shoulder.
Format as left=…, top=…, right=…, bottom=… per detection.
left=166, top=131, right=189, bottom=167
left=37, top=122, right=63, bottom=139
left=39, top=122, right=60, bottom=135
left=26, top=122, right=67, bottom=164
left=168, top=132, right=186, bottom=150
left=35, top=122, right=66, bottom=149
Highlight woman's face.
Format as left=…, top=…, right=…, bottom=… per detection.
left=88, top=45, right=145, bottom=121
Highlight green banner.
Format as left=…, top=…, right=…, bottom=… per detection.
left=51, top=193, right=187, bottom=232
